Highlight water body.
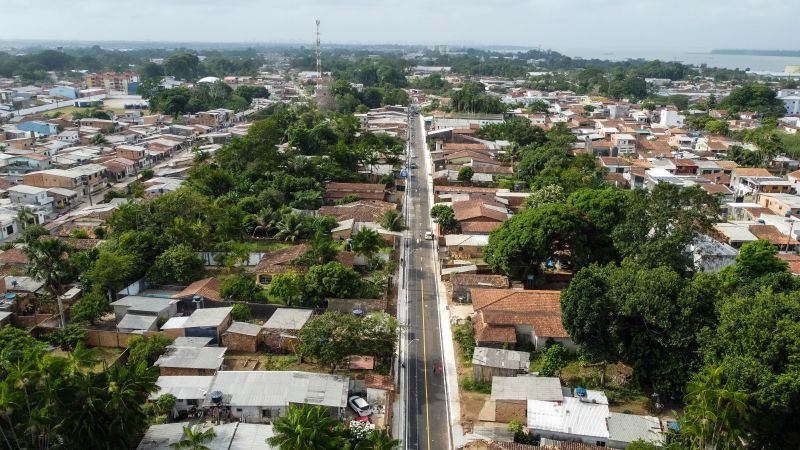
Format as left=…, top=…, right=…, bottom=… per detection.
left=562, top=49, right=800, bottom=72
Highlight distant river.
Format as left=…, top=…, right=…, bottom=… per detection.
left=561, top=49, right=800, bottom=72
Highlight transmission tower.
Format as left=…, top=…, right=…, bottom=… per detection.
left=315, top=19, right=322, bottom=80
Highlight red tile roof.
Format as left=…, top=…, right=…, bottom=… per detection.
left=452, top=198, right=508, bottom=223
left=472, top=289, right=569, bottom=339
left=0, top=248, right=29, bottom=266
left=318, top=200, right=396, bottom=222
left=253, top=244, right=310, bottom=273
left=172, top=277, right=222, bottom=302
left=324, top=182, right=387, bottom=200
left=460, top=221, right=503, bottom=234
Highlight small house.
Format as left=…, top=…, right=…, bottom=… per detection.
left=262, top=308, right=313, bottom=353
left=153, top=345, right=227, bottom=376
left=171, top=277, right=222, bottom=312
left=150, top=375, right=214, bottom=417
left=490, top=376, right=563, bottom=423
left=222, top=321, right=264, bottom=353
left=110, top=296, right=178, bottom=321
left=181, top=307, right=232, bottom=345
left=205, top=371, right=349, bottom=421
left=450, top=274, right=509, bottom=302
left=472, top=347, right=530, bottom=382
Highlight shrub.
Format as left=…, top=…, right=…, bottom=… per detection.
left=231, top=303, right=252, bottom=321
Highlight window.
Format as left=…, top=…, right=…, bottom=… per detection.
left=262, top=409, right=272, bottom=418
left=236, top=408, right=242, bottom=413
left=259, top=275, right=272, bottom=284
left=6, top=226, right=13, bottom=235
left=187, top=399, right=198, bottom=406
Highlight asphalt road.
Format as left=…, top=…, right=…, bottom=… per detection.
left=404, top=115, right=450, bottom=450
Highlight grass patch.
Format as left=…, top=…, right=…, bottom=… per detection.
left=461, top=377, right=492, bottom=394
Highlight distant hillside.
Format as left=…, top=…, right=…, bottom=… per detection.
left=712, top=49, right=800, bottom=57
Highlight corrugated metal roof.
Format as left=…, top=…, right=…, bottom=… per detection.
left=472, top=347, right=530, bottom=371
left=262, top=308, right=313, bottom=330
left=491, top=376, right=562, bottom=401
left=226, top=321, right=263, bottom=336
left=183, top=307, right=232, bottom=328
left=527, top=396, right=610, bottom=439
left=150, top=375, right=213, bottom=401
left=208, top=371, right=348, bottom=409
left=117, top=313, right=158, bottom=331
left=607, top=412, right=665, bottom=445
left=154, top=346, right=226, bottom=370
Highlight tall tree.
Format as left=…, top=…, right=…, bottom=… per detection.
left=484, top=203, right=590, bottom=281
left=25, top=238, right=75, bottom=298
left=612, top=183, right=718, bottom=273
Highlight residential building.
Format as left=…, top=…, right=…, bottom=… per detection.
left=15, top=121, right=59, bottom=136
left=758, top=192, right=800, bottom=217
left=610, top=133, right=636, bottom=155
left=221, top=322, right=263, bottom=353
left=490, top=376, right=563, bottom=422
left=472, top=289, right=574, bottom=350
left=137, top=422, right=277, bottom=449
left=526, top=390, right=611, bottom=446
left=450, top=274, right=509, bottom=302
left=262, top=308, right=313, bottom=352
left=206, top=371, right=349, bottom=421
left=79, top=118, right=116, bottom=133
left=181, top=306, right=233, bottom=344
left=154, top=344, right=227, bottom=376
left=324, top=182, right=387, bottom=202
left=444, top=234, right=490, bottom=259
left=150, top=376, right=213, bottom=416
left=659, top=109, right=685, bottom=128
left=48, top=85, right=78, bottom=99
left=472, top=347, right=530, bottom=382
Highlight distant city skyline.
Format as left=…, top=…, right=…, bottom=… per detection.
left=0, top=0, right=797, bottom=55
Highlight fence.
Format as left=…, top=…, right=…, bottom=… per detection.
left=84, top=329, right=161, bottom=348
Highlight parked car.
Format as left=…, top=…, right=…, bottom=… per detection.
left=348, top=395, right=372, bottom=417
left=424, top=230, right=434, bottom=240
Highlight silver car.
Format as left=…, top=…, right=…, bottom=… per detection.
left=348, top=395, right=372, bottom=417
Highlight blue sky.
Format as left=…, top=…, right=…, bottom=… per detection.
left=0, top=0, right=797, bottom=54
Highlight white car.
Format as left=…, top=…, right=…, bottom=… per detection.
left=424, top=231, right=434, bottom=240
left=348, top=395, right=372, bottom=417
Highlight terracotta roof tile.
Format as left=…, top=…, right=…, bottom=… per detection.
left=734, top=167, right=772, bottom=177
left=452, top=198, right=508, bottom=222
left=460, top=221, right=503, bottom=234
left=0, top=248, right=28, bottom=266
left=474, top=312, right=517, bottom=344
left=450, top=274, right=509, bottom=288
left=749, top=225, right=799, bottom=246
left=172, top=277, right=222, bottom=302
left=253, top=244, right=310, bottom=273
left=318, top=200, right=396, bottom=222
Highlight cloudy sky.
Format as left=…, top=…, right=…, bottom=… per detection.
left=1, top=0, right=797, bottom=56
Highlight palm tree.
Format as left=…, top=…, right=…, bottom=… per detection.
left=351, top=228, right=383, bottom=268
left=379, top=209, right=406, bottom=232
left=354, top=430, right=401, bottom=450
left=170, top=425, right=216, bottom=450
left=90, top=133, right=108, bottom=146
left=682, top=365, right=750, bottom=450
left=274, top=214, right=309, bottom=243
left=267, top=404, right=345, bottom=450
left=25, top=238, right=75, bottom=328
left=251, top=208, right=278, bottom=238
left=16, top=207, right=35, bottom=231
